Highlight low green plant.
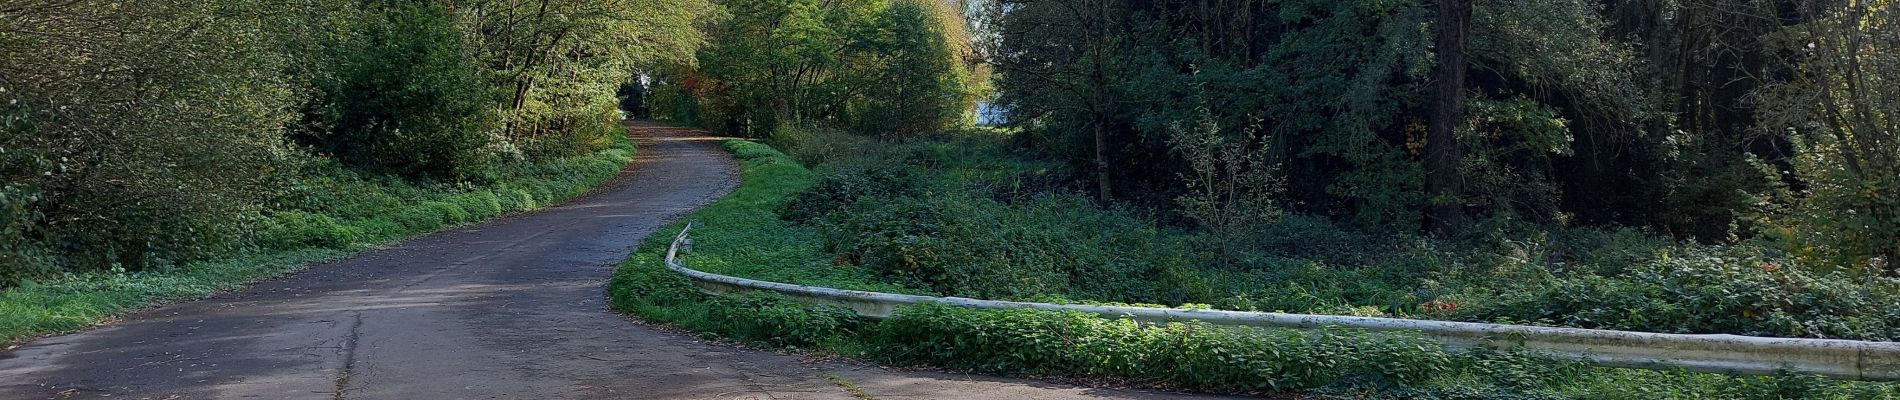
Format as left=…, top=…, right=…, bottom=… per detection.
left=759, top=128, right=1900, bottom=342
left=869, top=303, right=1452, bottom=392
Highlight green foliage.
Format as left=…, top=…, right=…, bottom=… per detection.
left=770, top=130, right=1208, bottom=303
left=1457, top=96, right=1571, bottom=222
left=981, top=0, right=1900, bottom=260
left=645, top=0, right=976, bottom=137
left=306, top=1, right=498, bottom=181
left=815, top=191, right=1196, bottom=301
left=2, top=0, right=299, bottom=275
left=1750, top=2, right=1900, bottom=275
left=1167, top=106, right=1282, bottom=264
left=871, top=304, right=1453, bottom=391
left=611, top=137, right=1900, bottom=398
left=739, top=126, right=1900, bottom=344
left=847, top=0, right=969, bottom=135
left=0, top=106, right=55, bottom=285
left=457, top=0, right=713, bottom=155
left=611, top=138, right=1459, bottom=394
left=1452, top=242, right=1900, bottom=340
left=1, top=0, right=696, bottom=283
left=256, top=211, right=359, bottom=250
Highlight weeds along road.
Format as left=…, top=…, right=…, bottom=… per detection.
left=0, top=122, right=1213, bottom=400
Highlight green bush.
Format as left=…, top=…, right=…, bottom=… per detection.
left=776, top=166, right=925, bottom=223
left=257, top=211, right=359, bottom=250
left=723, top=140, right=787, bottom=161
left=0, top=185, right=55, bottom=286
left=423, top=201, right=471, bottom=225
left=704, top=293, right=859, bottom=348
left=812, top=191, right=1199, bottom=302
left=871, top=304, right=1451, bottom=391
left=775, top=132, right=1197, bottom=303
left=1455, top=245, right=1900, bottom=340
left=450, top=192, right=504, bottom=220
left=351, top=218, right=405, bottom=242
left=305, top=2, right=497, bottom=182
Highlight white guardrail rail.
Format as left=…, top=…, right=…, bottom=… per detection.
left=663, top=223, right=1900, bottom=380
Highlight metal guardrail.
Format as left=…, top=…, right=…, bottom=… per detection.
left=663, top=223, right=1900, bottom=380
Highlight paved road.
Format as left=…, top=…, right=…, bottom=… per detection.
left=0, top=122, right=1214, bottom=399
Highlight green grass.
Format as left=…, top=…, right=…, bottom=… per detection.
left=0, top=249, right=349, bottom=345
left=1, top=132, right=637, bottom=347
left=625, top=140, right=918, bottom=295
left=608, top=135, right=1900, bottom=399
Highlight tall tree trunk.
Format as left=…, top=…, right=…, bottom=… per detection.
left=1425, top=0, right=1472, bottom=234
left=1088, top=0, right=1113, bottom=202
left=1090, top=56, right=1112, bottom=202
left=1094, top=109, right=1110, bottom=201
left=505, top=75, right=534, bottom=140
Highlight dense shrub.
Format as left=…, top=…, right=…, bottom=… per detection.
left=2, top=1, right=298, bottom=276
left=759, top=131, right=1900, bottom=341
left=306, top=2, right=498, bottom=181
left=256, top=211, right=358, bottom=251
left=644, top=0, right=977, bottom=138
left=776, top=166, right=925, bottom=223
left=0, top=185, right=54, bottom=285
left=705, top=293, right=860, bottom=348
left=872, top=304, right=1452, bottom=391
left=813, top=192, right=1205, bottom=303
left=1452, top=245, right=1900, bottom=340
left=0, top=111, right=55, bottom=284
left=723, top=140, right=789, bottom=162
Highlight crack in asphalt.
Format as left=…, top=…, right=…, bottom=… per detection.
left=331, top=312, right=362, bottom=400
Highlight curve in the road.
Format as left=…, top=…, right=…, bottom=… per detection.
left=0, top=122, right=1216, bottom=400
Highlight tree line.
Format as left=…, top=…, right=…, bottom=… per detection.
left=978, top=0, right=1898, bottom=274
left=0, top=0, right=711, bottom=283
left=639, top=0, right=986, bottom=137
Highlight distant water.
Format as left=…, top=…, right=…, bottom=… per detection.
left=977, top=102, right=1007, bottom=126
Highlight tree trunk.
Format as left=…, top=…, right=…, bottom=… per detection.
left=505, top=75, right=534, bottom=140
left=1089, top=0, right=1113, bottom=203
left=1425, top=0, right=1472, bottom=234
left=1094, top=112, right=1111, bottom=201
left=1090, top=53, right=1112, bottom=202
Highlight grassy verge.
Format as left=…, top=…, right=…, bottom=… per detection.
left=1, top=132, right=636, bottom=347
left=608, top=138, right=1900, bottom=399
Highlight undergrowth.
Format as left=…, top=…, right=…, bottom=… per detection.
left=1, top=131, right=636, bottom=346
left=771, top=127, right=1900, bottom=342
left=608, top=133, right=1900, bottom=399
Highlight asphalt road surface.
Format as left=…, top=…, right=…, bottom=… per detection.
left=0, top=122, right=1217, bottom=400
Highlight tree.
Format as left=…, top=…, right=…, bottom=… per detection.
left=1, top=0, right=300, bottom=272
left=991, top=0, right=1128, bottom=201
left=655, top=0, right=978, bottom=137
left=854, top=0, right=969, bottom=135
left=1425, top=0, right=1472, bottom=234
left=454, top=0, right=713, bottom=153
left=308, top=1, right=498, bottom=181
left=1756, top=0, right=1900, bottom=273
